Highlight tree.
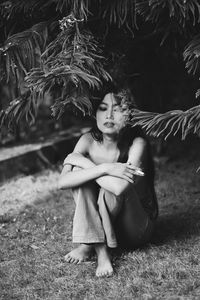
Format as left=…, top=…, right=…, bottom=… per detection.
left=0, top=0, right=200, bottom=140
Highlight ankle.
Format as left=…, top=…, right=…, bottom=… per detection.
left=95, top=243, right=110, bottom=256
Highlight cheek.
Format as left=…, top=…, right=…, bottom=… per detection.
left=96, top=112, right=104, bottom=127
left=116, top=114, right=127, bottom=127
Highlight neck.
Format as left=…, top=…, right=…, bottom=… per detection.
left=102, top=134, right=118, bottom=149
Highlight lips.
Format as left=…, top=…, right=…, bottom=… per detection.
left=104, top=122, right=115, bottom=128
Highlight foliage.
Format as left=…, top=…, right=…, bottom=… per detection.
left=0, top=0, right=200, bottom=139
left=130, top=105, right=200, bottom=140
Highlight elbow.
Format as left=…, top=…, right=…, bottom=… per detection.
left=114, top=188, right=124, bottom=197
left=58, top=179, right=64, bottom=190
left=58, top=177, right=68, bottom=190
left=114, top=184, right=133, bottom=196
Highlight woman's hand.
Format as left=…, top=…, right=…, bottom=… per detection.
left=103, top=162, right=144, bottom=183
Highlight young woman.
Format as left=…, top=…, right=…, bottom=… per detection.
left=58, top=89, right=158, bottom=277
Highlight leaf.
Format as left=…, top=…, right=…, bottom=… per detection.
left=130, top=105, right=200, bottom=140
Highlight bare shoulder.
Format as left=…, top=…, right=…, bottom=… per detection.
left=73, top=131, right=94, bottom=154
left=130, top=137, right=147, bottom=150
left=77, top=132, right=94, bottom=146
left=128, top=137, right=147, bottom=166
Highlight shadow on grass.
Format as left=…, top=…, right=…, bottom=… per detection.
left=152, top=207, right=200, bottom=245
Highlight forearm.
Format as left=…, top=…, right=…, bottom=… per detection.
left=96, top=176, right=131, bottom=196
left=58, top=164, right=106, bottom=189
left=63, top=153, right=133, bottom=195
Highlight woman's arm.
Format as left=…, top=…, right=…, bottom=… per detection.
left=58, top=162, right=107, bottom=189
left=58, top=133, right=105, bottom=189
left=58, top=133, right=146, bottom=195
left=96, top=137, right=147, bottom=195
left=62, top=150, right=144, bottom=196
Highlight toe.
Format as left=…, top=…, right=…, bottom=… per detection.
left=64, top=255, right=70, bottom=262
left=71, top=257, right=76, bottom=263
left=68, top=257, right=74, bottom=263
left=74, top=259, right=80, bottom=264
left=77, top=259, right=82, bottom=264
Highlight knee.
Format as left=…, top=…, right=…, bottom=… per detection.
left=98, top=188, right=122, bottom=216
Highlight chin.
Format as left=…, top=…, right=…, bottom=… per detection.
left=103, top=129, right=119, bottom=135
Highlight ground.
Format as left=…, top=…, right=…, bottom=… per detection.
left=0, top=137, right=200, bottom=300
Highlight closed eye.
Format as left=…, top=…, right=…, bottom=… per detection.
left=98, top=105, right=107, bottom=111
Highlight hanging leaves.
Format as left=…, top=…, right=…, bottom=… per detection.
left=101, top=0, right=137, bottom=32
left=0, top=21, right=52, bottom=84
left=25, top=13, right=111, bottom=119
left=136, top=0, right=200, bottom=44
left=136, top=0, right=200, bottom=27
left=184, top=34, right=200, bottom=75
left=129, top=105, right=200, bottom=140
left=0, top=91, right=38, bottom=130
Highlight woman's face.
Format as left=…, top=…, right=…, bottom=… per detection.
left=96, top=93, right=129, bottom=135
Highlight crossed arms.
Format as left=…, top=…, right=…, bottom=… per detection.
left=58, top=133, right=146, bottom=196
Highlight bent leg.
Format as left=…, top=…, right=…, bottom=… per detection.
left=72, top=180, right=106, bottom=244
left=97, top=188, right=123, bottom=248
left=65, top=167, right=105, bottom=264
left=115, top=186, right=155, bottom=249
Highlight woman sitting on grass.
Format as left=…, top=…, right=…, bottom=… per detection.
left=58, top=88, right=158, bottom=277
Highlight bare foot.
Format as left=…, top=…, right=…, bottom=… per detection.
left=64, top=244, right=93, bottom=264
left=95, top=244, right=113, bottom=277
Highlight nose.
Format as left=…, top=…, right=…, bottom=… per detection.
left=106, top=107, right=114, bottom=119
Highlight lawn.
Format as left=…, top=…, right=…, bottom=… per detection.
left=0, top=138, right=200, bottom=300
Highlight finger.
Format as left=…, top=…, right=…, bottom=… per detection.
left=125, top=170, right=135, bottom=177
left=122, top=175, right=134, bottom=183
left=125, top=167, right=139, bottom=175
left=126, top=165, right=142, bottom=172
left=126, top=166, right=144, bottom=176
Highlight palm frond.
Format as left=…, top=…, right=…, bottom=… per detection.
left=129, top=105, right=200, bottom=140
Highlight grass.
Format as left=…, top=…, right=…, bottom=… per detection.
left=0, top=138, right=200, bottom=299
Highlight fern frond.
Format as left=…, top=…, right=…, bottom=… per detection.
left=129, top=105, right=200, bottom=140
left=184, top=34, right=200, bottom=75
left=136, top=0, right=200, bottom=44
left=1, top=0, right=53, bottom=18
left=51, top=94, right=93, bottom=119
left=53, top=0, right=93, bottom=19
left=136, top=0, right=200, bottom=26
left=0, top=21, right=52, bottom=84
left=0, top=0, right=94, bottom=21
left=25, top=14, right=111, bottom=117
left=0, top=91, right=38, bottom=129
left=102, top=0, right=137, bottom=32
